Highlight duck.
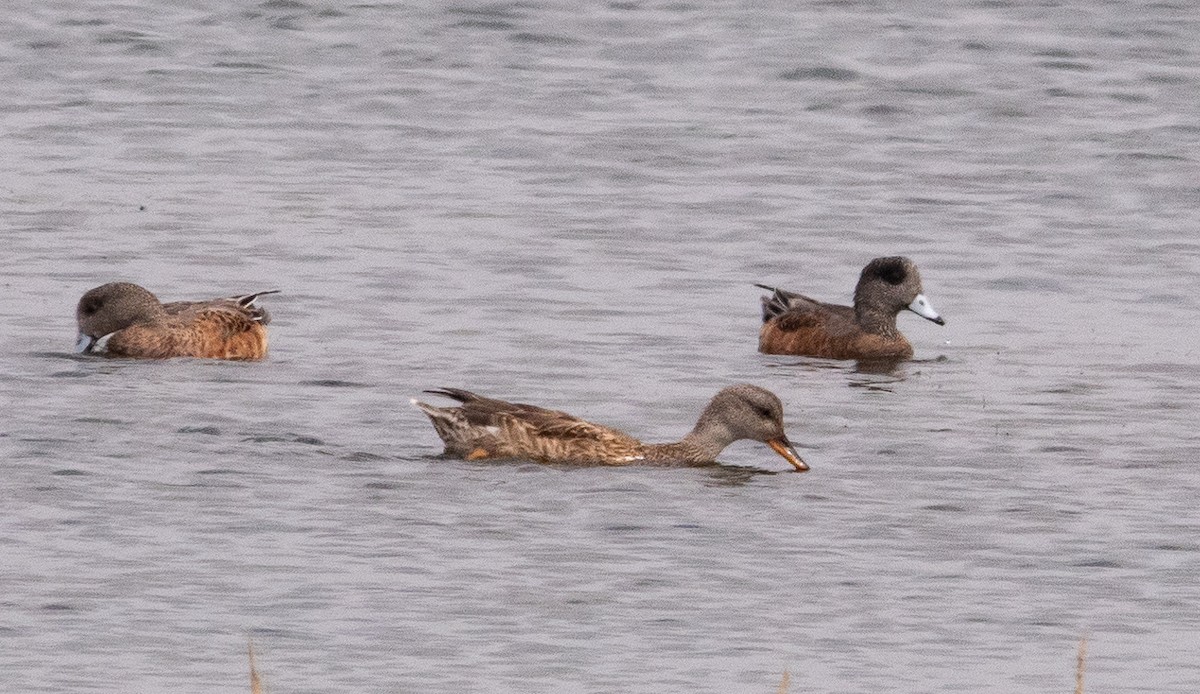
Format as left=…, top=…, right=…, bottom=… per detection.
left=757, top=256, right=944, bottom=360
left=75, top=282, right=278, bottom=360
left=411, top=383, right=809, bottom=470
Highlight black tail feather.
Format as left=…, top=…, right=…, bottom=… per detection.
left=236, top=290, right=281, bottom=308
left=422, top=388, right=480, bottom=403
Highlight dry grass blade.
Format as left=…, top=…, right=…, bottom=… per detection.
left=1075, top=634, right=1088, bottom=694
left=777, top=669, right=790, bottom=694
left=249, top=640, right=263, bottom=694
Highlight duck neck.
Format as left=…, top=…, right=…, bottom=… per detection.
left=641, top=414, right=737, bottom=464
left=677, top=415, right=737, bottom=461
left=854, top=303, right=900, bottom=336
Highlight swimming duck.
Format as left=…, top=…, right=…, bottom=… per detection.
left=757, top=256, right=944, bottom=360
left=412, top=383, right=808, bottom=470
left=75, top=282, right=278, bottom=360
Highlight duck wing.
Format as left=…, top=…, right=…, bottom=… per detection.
left=164, top=290, right=279, bottom=325
left=755, top=284, right=848, bottom=325
left=422, top=388, right=629, bottom=441
left=414, top=389, right=640, bottom=461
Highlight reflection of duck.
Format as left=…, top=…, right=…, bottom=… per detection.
left=75, top=282, right=278, bottom=360
left=412, top=384, right=809, bottom=470
left=757, top=256, right=944, bottom=360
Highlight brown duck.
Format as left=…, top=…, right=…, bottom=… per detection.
left=412, top=383, right=809, bottom=470
left=757, top=256, right=944, bottom=360
left=75, top=282, right=278, bottom=360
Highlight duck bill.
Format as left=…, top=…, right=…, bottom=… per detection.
left=75, top=333, right=97, bottom=354
left=767, top=437, right=808, bottom=471
left=907, top=293, right=945, bottom=325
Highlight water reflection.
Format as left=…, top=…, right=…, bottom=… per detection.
left=412, top=455, right=794, bottom=485
left=761, top=354, right=911, bottom=388
left=852, top=358, right=908, bottom=377
left=699, top=462, right=785, bottom=487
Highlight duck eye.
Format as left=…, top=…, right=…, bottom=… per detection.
left=80, top=298, right=102, bottom=316
left=757, top=405, right=773, bottom=418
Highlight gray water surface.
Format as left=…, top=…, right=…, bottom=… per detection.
left=3, top=1, right=1199, bottom=692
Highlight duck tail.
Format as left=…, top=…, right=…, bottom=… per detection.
left=410, top=397, right=447, bottom=421
left=235, top=290, right=281, bottom=324
left=755, top=284, right=791, bottom=322
left=411, top=395, right=475, bottom=450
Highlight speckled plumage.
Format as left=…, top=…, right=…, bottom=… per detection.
left=412, top=384, right=808, bottom=470
left=757, top=256, right=944, bottom=360
left=75, top=282, right=277, bottom=360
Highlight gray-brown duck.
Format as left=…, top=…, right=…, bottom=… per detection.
left=412, top=383, right=808, bottom=470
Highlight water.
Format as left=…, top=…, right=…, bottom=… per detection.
left=2, top=1, right=1199, bottom=691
